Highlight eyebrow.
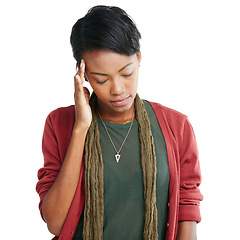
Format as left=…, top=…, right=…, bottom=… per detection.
left=89, top=62, right=134, bottom=76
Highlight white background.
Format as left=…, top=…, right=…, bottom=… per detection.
left=1, top=0, right=239, bottom=239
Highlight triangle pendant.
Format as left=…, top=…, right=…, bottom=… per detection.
left=115, top=154, right=121, bottom=163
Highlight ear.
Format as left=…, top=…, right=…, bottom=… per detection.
left=136, top=51, right=142, bottom=64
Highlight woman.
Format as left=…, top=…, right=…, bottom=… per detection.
left=36, top=5, right=203, bottom=240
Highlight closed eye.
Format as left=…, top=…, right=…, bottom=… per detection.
left=122, top=72, right=133, bottom=78
left=97, top=79, right=109, bottom=85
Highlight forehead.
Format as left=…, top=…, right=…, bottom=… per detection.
left=83, top=50, right=137, bottom=71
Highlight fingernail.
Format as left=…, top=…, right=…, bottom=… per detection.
left=81, top=59, right=85, bottom=67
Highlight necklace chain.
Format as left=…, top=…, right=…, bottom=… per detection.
left=99, top=113, right=134, bottom=163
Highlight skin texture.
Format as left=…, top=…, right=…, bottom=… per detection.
left=42, top=50, right=197, bottom=238
left=83, top=50, right=141, bottom=123
left=176, top=221, right=197, bottom=240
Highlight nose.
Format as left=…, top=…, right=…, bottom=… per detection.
left=110, top=78, right=125, bottom=96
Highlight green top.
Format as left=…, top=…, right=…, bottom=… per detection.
left=73, top=101, right=169, bottom=239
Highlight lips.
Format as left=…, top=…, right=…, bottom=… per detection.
left=110, top=96, right=130, bottom=107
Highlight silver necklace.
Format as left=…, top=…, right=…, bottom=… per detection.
left=99, top=113, right=134, bottom=163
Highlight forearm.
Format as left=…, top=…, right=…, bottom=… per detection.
left=42, top=127, right=88, bottom=236
left=176, top=221, right=197, bottom=240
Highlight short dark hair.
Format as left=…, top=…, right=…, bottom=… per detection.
left=70, top=5, right=141, bottom=67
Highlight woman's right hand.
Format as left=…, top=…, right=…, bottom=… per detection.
left=74, top=60, right=92, bottom=130
left=42, top=59, right=91, bottom=236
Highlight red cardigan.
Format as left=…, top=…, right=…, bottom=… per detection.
left=36, top=101, right=203, bottom=240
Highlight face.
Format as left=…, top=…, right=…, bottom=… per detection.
left=83, top=50, right=141, bottom=120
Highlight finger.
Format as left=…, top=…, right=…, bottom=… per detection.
left=74, top=74, right=81, bottom=92
left=74, top=59, right=85, bottom=84
left=74, top=64, right=84, bottom=89
left=74, top=60, right=87, bottom=105
left=74, top=75, right=84, bottom=100
left=83, top=87, right=90, bottom=102
left=79, top=59, right=85, bottom=81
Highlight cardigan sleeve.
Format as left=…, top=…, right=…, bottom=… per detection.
left=178, top=116, right=203, bottom=223
left=36, top=113, right=62, bottom=221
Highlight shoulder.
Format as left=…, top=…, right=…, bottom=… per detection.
left=45, top=105, right=75, bottom=134
left=145, top=100, right=196, bottom=144
left=47, top=105, right=75, bottom=123
left=145, top=100, right=188, bottom=123
left=144, top=100, right=194, bottom=140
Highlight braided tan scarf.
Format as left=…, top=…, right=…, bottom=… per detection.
left=83, top=92, right=158, bottom=239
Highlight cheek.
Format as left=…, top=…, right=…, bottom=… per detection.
left=131, top=75, right=139, bottom=91
left=90, top=83, right=109, bottom=101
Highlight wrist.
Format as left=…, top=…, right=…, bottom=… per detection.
left=73, top=123, right=90, bottom=135
left=176, top=221, right=197, bottom=240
